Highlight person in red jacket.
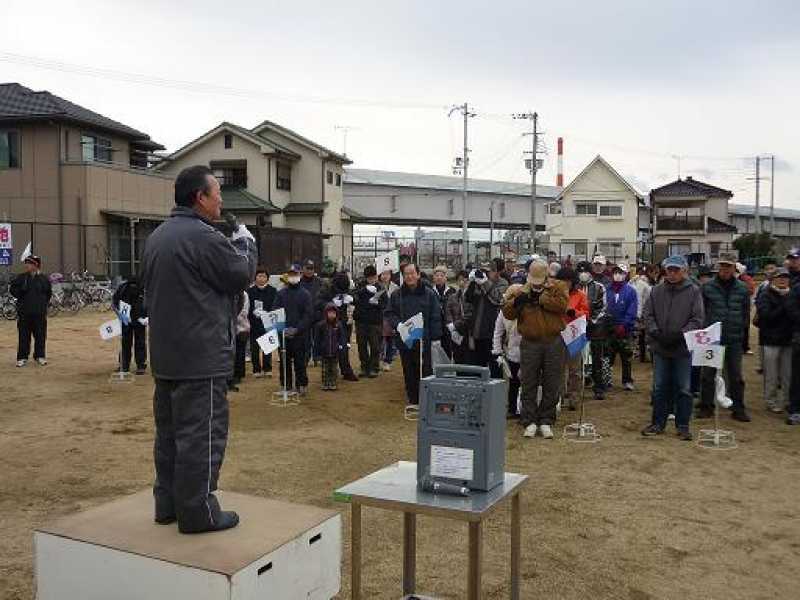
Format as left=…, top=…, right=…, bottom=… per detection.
left=556, top=267, right=589, bottom=410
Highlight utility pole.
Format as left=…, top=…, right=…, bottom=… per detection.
left=755, top=156, right=761, bottom=233
left=489, top=201, right=495, bottom=258
left=334, top=125, right=358, bottom=157
left=770, top=155, right=775, bottom=234
left=449, top=103, right=475, bottom=266
left=514, top=111, right=541, bottom=251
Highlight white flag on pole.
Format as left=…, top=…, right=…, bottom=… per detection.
left=398, top=312, right=424, bottom=349
left=20, top=242, right=32, bottom=263
left=260, top=308, right=286, bottom=333
left=256, top=330, right=280, bottom=356
left=117, top=301, right=132, bottom=326
left=684, top=322, right=722, bottom=353
left=99, top=319, right=122, bottom=340
left=375, top=250, right=400, bottom=274
left=560, top=315, right=588, bottom=358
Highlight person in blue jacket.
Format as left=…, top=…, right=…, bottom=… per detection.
left=606, top=263, right=639, bottom=391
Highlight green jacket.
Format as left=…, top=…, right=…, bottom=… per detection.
left=701, top=276, right=750, bottom=347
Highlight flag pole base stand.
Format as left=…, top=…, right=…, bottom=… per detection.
left=697, top=428, right=737, bottom=450
left=404, top=404, right=419, bottom=422
left=563, top=422, right=601, bottom=443
left=109, top=371, right=135, bottom=384
left=270, top=389, right=300, bottom=407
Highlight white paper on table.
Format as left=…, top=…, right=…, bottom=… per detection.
left=256, top=330, right=280, bottom=355
left=99, top=319, right=122, bottom=340
left=430, top=445, right=474, bottom=481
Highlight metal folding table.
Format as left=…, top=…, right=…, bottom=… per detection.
left=334, top=461, right=528, bottom=600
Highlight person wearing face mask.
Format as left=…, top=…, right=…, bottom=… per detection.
left=698, top=254, right=751, bottom=421
left=591, top=255, right=612, bottom=287
left=605, top=264, right=638, bottom=391
left=446, top=270, right=473, bottom=365
left=755, top=268, right=792, bottom=413
left=272, top=264, right=313, bottom=395
left=576, top=261, right=610, bottom=399
left=629, top=267, right=652, bottom=363
left=502, top=260, right=568, bottom=439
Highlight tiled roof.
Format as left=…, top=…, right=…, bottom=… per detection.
left=0, top=83, right=163, bottom=148
left=251, top=119, right=351, bottom=164
left=729, top=203, right=800, bottom=220
left=221, top=188, right=280, bottom=213
left=344, top=168, right=561, bottom=198
left=650, top=176, right=732, bottom=198
left=708, top=217, right=737, bottom=233
left=282, top=202, right=327, bottom=214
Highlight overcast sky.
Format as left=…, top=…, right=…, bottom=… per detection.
left=3, top=0, right=799, bottom=211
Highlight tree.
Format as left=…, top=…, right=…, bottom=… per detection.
left=732, top=232, right=776, bottom=259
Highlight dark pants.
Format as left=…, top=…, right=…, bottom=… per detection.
left=17, top=314, right=47, bottom=360
left=700, top=344, right=745, bottom=414
left=120, top=323, right=147, bottom=371
left=787, top=343, right=800, bottom=415
left=233, top=333, right=248, bottom=381
left=519, top=337, right=564, bottom=426
left=607, top=335, right=633, bottom=384
left=651, top=353, right=692, bottom=431
left=338, top=323, right=356, bottom=377
left=249, top=327, right=271, bottom=373
left=589, top=339, right=606, bottom=394
left=153, top=377, right=229, bottom=532
left=638, top=327, right=648, bottom=362
left=452, top=339, right=468, bottom=365
left=321, top=356, right=338, bottom=389
left=279, top=337, right=308, bottom=389
left=382, top=335, right=397, bottom=364
left=355, top=322, right=382, bottom=375
left=508, top=360, right=521, bottom=416
left=469, top=338, right=502, bottom=378
left=400, top=340, right=432, bottom=405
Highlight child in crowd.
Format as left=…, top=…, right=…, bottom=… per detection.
left=248, top=267, right=277, bottom=378
left=315, top=303, right=348, bottom=390
left=379, top=267, right=399, bottom=371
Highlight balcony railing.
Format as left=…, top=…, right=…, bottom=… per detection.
left=656, top=216, right=705, bottom=231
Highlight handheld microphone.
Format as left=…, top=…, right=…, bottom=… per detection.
left=419, top=477, right=470, bottom=497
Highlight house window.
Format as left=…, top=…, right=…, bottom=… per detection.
left=327, top=170, right=333, bottom=185
left=561, top=240, right=588, bottom=260
left=708, top=242, right=721, bottom=259
left=575, top=202, right=597, bottom=216
left=547, top=203, right=562, bottom=215
left=0, top=130, right=20, bottom=168
left=224, top=134, right=232, bottom=149
left=211, top=161, right=247, bottom=188
left=276, top=162, right=291, bottom=191
left=598, top=205, right=623, bottom=218
left=668, top=239, right=692, bottom=257
left=335, top=173, right=342, bottom=186
left=597, top=240, right=624, bottom=262
left=81, top=134, right=112, bottom=162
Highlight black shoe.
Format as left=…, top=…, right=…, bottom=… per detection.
left=367, top=371, right=379, bottom=378
left=135, top=366, right=147, bottom=375
left=593, top=391, right=605, bottom=401
left=568, top=404, right=576, bottom=411
left=507, top=412, right=520, bottom=420
left=344, top=373, right=359, bottom=382
left=641, top=424, right=664, bottom=437
left=732, top=411, right=751, bottom=422
left=676, top=429, right=693, bottom=441
left=179, top=511, right=240, bottom=534
left=155, top=514, right=177, bottom=525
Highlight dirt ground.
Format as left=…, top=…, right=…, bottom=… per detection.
left=1, top=311, right=799, bottom=600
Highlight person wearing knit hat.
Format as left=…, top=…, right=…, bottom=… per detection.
left=11, top=255, right=52, bottom=367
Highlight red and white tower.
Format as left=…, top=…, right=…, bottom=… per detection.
left=556, top=137, right=564, bottom=187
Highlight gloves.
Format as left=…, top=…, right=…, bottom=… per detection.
left=660, top=331, right=684, bottom=348
left=566, top=308, right=576, bottom=319
left=137, top=317, right=149, bottom=327
left=231, top=223, right=255, bottom=243
left=468, top=269, right=477, bottom=282
left=333, top=296, right=343, bottom=307
left=368, top=296, right=379, bottom=305
left=284, top=327, right=298, bottom=338
left=475, top=271, right=488, bottom=284
left=366, top=285, right=377, bottom=294
left=614, top=324, right=627, bottom=339
left=513, top=292, right=533, bottom=309
left=431, top=340, right=442, bottom=351
left=447, top=322, right=456, bottom=333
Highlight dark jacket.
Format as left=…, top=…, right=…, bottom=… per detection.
left=464, top=277, right=508, bottom=340
left=579, top=279, right=609, bottom=340
left=701, top=276, right=750, bottom=347
left=643, top=278, right=705, bottom=357
left=606, top=282, right=638, bottom=334
left=446, top=288, right=473, bottom=335
left=432, top=283, right=455, bottom=328
left=112, top=278, right=146, bottom=322
left=272, top=283, right=313, bottom=336
left=300, top=274, right=322, bottom=309
left=10, top=272, right=52, bottom=317
left=247, top=283, right=277, bottom=335
left=140, top=206, right=257, bottom=380
left=786, top=284, right=800, bottom=343
left=353, top=282, right=386, bottom=325
left=384, top=283, right=442, bottom=349
left=755, top=286, right=793, bottom=347
left=314, top=305, right=349, bottom=359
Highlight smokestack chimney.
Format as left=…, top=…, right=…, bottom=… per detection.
left=556, top=137, right=564, bottom=187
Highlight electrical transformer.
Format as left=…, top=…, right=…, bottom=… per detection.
left=417, top=365, right=507, bottom=492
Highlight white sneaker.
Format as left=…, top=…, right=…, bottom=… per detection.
left=539, top=424, right=554, bottom=439
left=267, top=371, right=274, bottom=378
left=382, top=362, right=391, bottom=372
left=623, top=382, right=635, bottom=391
left=16, top=359, right=26, bottom=368
left=254, top=372, right=264, bottom=379
left=667, top=413, right=676, bottom=421
left=297, top=386, right=308, bottom=396
left=36, top=358, right=47, bottom=366
left=523, top=423, right=538, bottom=438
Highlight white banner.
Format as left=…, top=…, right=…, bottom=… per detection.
left=375, top=250, right=400, bottom=274
left=99, top=319, right=122, bottom=340
left=256, top=330, right=280, bottom=356
left=692, top=344, right=725, bottom=369
left=0, top=223, right=12, bottom=250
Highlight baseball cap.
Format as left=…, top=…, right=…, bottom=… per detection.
left=786, top=249, right=800, bottom=259
left=716, top=253, right=737, bottom=266
left=773, top=267, right=790, bottom=278
left=303, top=259, right=315, bottom=268
left=528, top=261, right=548, bottom=285
left=24, top=255, right=42, bottom=267
left=592, top=255, right=606, bottom=265
left=662, top=255, right=688, bottom=269
left=613, top=263, right=629, bottom=273
left=288, top=263, right=302, bottom=273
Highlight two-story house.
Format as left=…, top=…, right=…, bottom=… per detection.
left=649, top=176, right=736, bottom=263
left=546, top=155, right=643, bottom=263
left=0, top=83, right=173, bottom=276
left=156, top=120, right=353, bottom=266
